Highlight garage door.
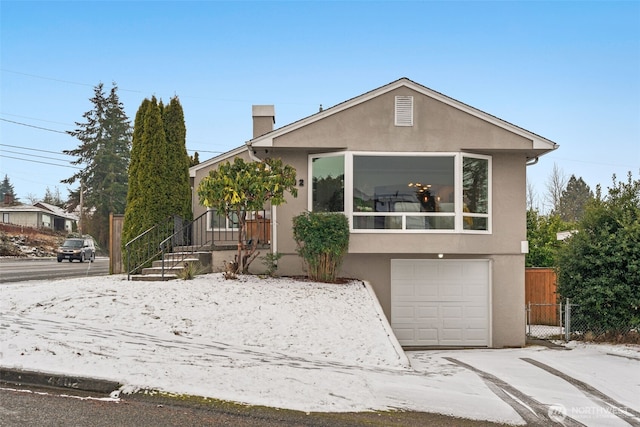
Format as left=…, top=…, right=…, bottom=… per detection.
left=391, top=259, right=490, bottom=347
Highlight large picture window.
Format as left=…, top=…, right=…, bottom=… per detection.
left=309, top=152, right=490, bottom=233
left=353, top=155, right=455, bottom=230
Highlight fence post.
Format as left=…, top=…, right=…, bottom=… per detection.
left=564, top=298, right=571, bottom=342
left=526, top=302, right=531, bottom=336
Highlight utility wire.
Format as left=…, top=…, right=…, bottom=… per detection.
left=0, top=143, right=76, bottom=157
left=1, top=118, right=67, bottom=134
left=2, top=149, right=75, bottom=163
left=1, top=69, right=143, bottom=93
left=0, top=154, right=82, bottom=169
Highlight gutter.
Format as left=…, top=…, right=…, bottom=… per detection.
left=526, top=156, right=539, bottom=166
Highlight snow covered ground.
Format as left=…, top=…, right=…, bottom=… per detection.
left=1, top=273, right=639, bottom=425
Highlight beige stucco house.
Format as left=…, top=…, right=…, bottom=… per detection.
left=0, top=201, right=77, bottom=232
left=190, top=78, right=558, bottom=348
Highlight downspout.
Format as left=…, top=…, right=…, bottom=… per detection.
left=526, top=156, right=539, bottom=166
left=246, top=142, right=277, bottom=257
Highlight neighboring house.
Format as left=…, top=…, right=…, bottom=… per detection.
left=0, top=202, right=77, bottom=232
left=190, top=78, right=558, bottom=348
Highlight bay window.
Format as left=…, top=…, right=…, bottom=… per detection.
left=309, top=152, right=490, bottom=233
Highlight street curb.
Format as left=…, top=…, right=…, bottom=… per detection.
left=0, top=367, right=121, bottom=394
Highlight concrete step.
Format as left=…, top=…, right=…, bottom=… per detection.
left=131, top=273, right=177, bottom=282
left=141, top=265, right=187, bottom=275
left=151, top=257, right=201, bottom=268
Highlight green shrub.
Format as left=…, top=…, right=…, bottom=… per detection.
left=262, top=252, right=282, bottom=277
left=176, top=261, right=206, bottom=280
left=292, top=212, right=349, bottom=283
left=557, top=173, right=640, bottom=334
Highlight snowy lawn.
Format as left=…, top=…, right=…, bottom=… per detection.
left=1, top=273, right=638, bottom=425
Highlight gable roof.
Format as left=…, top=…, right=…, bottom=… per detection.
left=0, top=203, right=77, bottom=221
left=249, top=77, right=558, bottom=152
left=190, top=145, right=249, bottom=176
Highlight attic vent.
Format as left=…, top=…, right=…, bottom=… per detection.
left=395, top=95, right=413, bottom=126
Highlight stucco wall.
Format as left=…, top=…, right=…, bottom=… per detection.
left=190, top=84, right=542, bottom=348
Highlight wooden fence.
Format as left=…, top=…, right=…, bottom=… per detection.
left=109, top=214, right=124, bottom=274
left=525, top=268, right=558, bottom=325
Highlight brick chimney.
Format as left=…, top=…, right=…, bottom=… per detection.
left=252, top=105, right=275, bottom=138
left=3, top=193, right=14, bottom=206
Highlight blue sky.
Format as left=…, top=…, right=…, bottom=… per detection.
left=1, top=1, right=638, bottom=210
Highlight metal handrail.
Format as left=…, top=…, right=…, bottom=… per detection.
left=125, top=216, right=174, bottom=280
left=125, top=210, right=271, bottom=280
left=158, top=211, right=210, bottom=279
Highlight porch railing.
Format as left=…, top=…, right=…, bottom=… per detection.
left=125, top=216, right=175, bottom=280
left=125, top=210, right=271, bottom=280
left=158, top=211, right=211, bottom=278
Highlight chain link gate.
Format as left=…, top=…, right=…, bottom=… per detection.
left=526, top=298, right=575, bottom=341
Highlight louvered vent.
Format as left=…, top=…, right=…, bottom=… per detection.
left=395, top=95, right=413, bottom=126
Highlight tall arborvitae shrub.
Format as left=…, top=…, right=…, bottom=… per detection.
left=122, top=96, right=195, bottom=271
left=292, top=212, right=350, bottom=283
left=163, top=97, right=192, bottom=222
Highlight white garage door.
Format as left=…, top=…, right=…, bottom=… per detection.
left=391, top=259, right=491, bottom=347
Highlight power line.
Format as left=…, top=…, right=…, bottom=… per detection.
left=2, top=149, right=75, bottom=163
left=0, top=69, right=143, bottom=93
left=0, top=143, right=76, bottom=157
left=1, top=118, right=67, bottom=134
left=0, top=154, right=82, bottom=169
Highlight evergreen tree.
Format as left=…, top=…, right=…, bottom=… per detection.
left=123, top=96, right=192, bottom=250
left=123, top=97, right=169, bottom=241
left=63, top=82, right=131, bottom=249
left=163, top=97, right=192, bottom=221
left=0, top=175, right=19, bottom=205
left=189, top=152, right=200, bottom=167
left=42, top=186, right=65, bottom=207
left=558, top=175, right=593, bottom=223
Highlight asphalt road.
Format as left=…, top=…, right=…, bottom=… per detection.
left=0, top=384, right=513, bottom=427
left=0, top=257, right=110, bottom=283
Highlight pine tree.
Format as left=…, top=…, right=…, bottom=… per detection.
left=42, top=186, right=65, bottom=207
left=189, top=152, right=200, bottom=167
left=0, top=175, right=19, bottom=205
left=63, top=82, right=131, bottom=248
left=557, top=175, right=593, bottom=223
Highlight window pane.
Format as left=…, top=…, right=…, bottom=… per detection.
left=463, top=157, right=489, bottom=214
left=464, top=216, right=488, bottom=231
left=353, top=215, right=402, bottom=230
left=312, top=155, right=344, bottom=212
left=210, top=209, right=239, bottom=229
left=354, top=155, right=455, bottom=214
left=210, top=209, right=224, bottom=229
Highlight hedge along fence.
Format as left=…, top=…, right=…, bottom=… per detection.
left=292, top=212, right=350, bottom=283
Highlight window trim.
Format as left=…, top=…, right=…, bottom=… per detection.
left=309, top=151, right=491, bottom=234
left=307, top=152, right=346, bottom=213
left=206, top=208, right=239, bottom=232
